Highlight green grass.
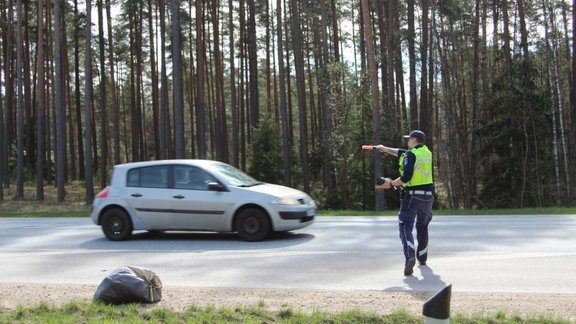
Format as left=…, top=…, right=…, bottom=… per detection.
left=0, top=181, right=91, bottom=217
left=0, top=301, right=572, bottom=324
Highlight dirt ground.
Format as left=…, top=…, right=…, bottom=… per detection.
left=0, top=282, right=575, bottom=320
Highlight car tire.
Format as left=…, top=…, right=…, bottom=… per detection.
left=101, top=208, right=133, bottom=241
left=235, top=208, right=271, bottom=242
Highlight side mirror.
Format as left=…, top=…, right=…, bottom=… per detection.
left=208, top=182, right=227, bottom=192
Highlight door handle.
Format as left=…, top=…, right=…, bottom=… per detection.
left=173, top=195, right=185, bottom=199
left=131, top=193, right=143, bottom=198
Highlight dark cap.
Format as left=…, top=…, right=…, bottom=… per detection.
left=403, top=130, right=426, bottom=141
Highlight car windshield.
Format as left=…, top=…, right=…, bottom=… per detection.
left=211, top=163, right=262, bottom=187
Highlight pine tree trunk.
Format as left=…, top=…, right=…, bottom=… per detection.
left=108, top=0, right=121, bottom=165
left=74, top=0, right=85, bottom=179
left=361, top=0, right=384, bottom=210
left=229, top=0, right=239, bottom=166
left=196, top=0, right=207, bottom=159
left=84, top=0, right=94, bottom=203
left=290, top=0, right=310, bottom=193
left=172, top=0, right=185, bottom=158
left=54, top=0, right=66, bottom=202
left=159, top=0, right=170, bottom=160
left=36, top=0, right=46, bottom=200
left=212, top=0, right=227, bottom=162
left=276, top=0, right=291, bottom=186
left=97, top=0, right=108, bottom=188
left=16, top=0, right=24, bottom=199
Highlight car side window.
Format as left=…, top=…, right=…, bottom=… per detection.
left=127, top=166, right=169, bottom=188
left=174, top=165, right=216, bottom=190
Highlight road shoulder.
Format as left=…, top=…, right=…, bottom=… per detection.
left=0, top=282, right=574, bottom=319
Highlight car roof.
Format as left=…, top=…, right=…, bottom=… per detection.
left=109, top=160, right=228, bottom=186
left=113, top=159, right=222, bottom=170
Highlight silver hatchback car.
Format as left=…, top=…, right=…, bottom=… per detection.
left=90, top=160, right=316, bottom=241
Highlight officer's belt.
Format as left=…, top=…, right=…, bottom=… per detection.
left=406, top=190, right=433, bottom=196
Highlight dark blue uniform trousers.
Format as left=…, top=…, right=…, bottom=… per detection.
left=398, top=193, right=434, bottom=263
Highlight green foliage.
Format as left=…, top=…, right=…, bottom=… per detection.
left=249, top=115, right=283, bottom=185
left=477, top=59, right=554, bottom=208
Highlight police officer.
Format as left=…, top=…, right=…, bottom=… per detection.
left=376, top=130, right=434, bottom=276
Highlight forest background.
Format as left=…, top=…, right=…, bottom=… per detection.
left=1, top=0, right=574, bottom=211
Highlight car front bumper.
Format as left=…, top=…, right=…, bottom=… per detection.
left=279, top=211, right=315, bottom=223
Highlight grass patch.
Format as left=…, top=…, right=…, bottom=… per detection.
left=0, top=181, right=91, bottom=217
left=451, top=311, right=573, bottom=323
left=0, top=301, right=572, bottom=323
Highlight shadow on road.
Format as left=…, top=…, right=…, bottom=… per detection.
left=404, top=265, right=449, bottom=301
left=383, top=265, right=449, bottom=301
left=79, top=231, right=316, bottom=251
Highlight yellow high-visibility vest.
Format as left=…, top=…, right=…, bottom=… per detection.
left=399, top=145, right=433, bottom=187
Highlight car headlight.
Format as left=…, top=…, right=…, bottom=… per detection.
left=272, top=197, right=302, bottom=205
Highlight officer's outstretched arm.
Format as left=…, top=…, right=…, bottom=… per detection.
left=376, top=145, right=400, bottom=157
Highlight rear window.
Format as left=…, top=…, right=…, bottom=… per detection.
left=127, top=166, right=169, bottom=188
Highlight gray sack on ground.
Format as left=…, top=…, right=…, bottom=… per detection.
left=93, top=265, right=162, bottom=304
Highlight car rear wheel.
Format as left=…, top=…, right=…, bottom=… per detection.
left=235, top=208, right=271, bottom=242
left=101, top=208, right=133, bottom=241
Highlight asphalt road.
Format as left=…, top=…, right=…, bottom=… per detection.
left=1, top=215, right=575, bottom=294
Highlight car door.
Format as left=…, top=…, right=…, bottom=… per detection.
left=171, top=165, right=232, bottom=230
left=124, top=165, right=173, bottom=228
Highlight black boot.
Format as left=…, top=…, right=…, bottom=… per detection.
left=404, top=257, right=416, bottom=276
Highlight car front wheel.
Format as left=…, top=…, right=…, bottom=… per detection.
left=101, top=208, right=133, bottom=241
left=235, top=208, right=271, bottom=242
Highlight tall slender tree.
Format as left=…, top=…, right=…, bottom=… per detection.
left=63, top=13, right=74, bottom=182
left=159, top=0, right=170, bottom=160
left=572, top=0, right=576, bottom=146
left=319, top=0, right=336, bottom=206
left=419, top=0, right=431, bottom=146
left=107, top=0, right=120, bottom=165
left=23, top=4, right=34, bottom=171
left=172, top=0, right=185, bottom=158
left=360, top=0, right=383, bottom=210
left=147, top=0, right=160, bottom=162
left=247, top=0, right=259, bottom=129
left=213, top=0, right=227, bottom=162
left=54, top=0, right=66, bottom=202
left=15, top=0, right=24, bottom=199
left=388, top=0, right=399, bottom=137
left=74, top=0, right=85, bottom=179
left=290, top=0, right=310, bottom=193
left=36, top=0, right=47, bottom=200
left=196, top=0, right=207, bottom=159
left=229, top=0, right=239, bottom=166
left=277, top=0, right=291, bottom=186
left=84, top=0, right=94, bottom=203
left=0, top=1, right=5, bottom=201
left=2, top=0, right=14, bottom=189
left=97, top=0, right=108, bottom=188
left=406, top=0, right=417, bottom=129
